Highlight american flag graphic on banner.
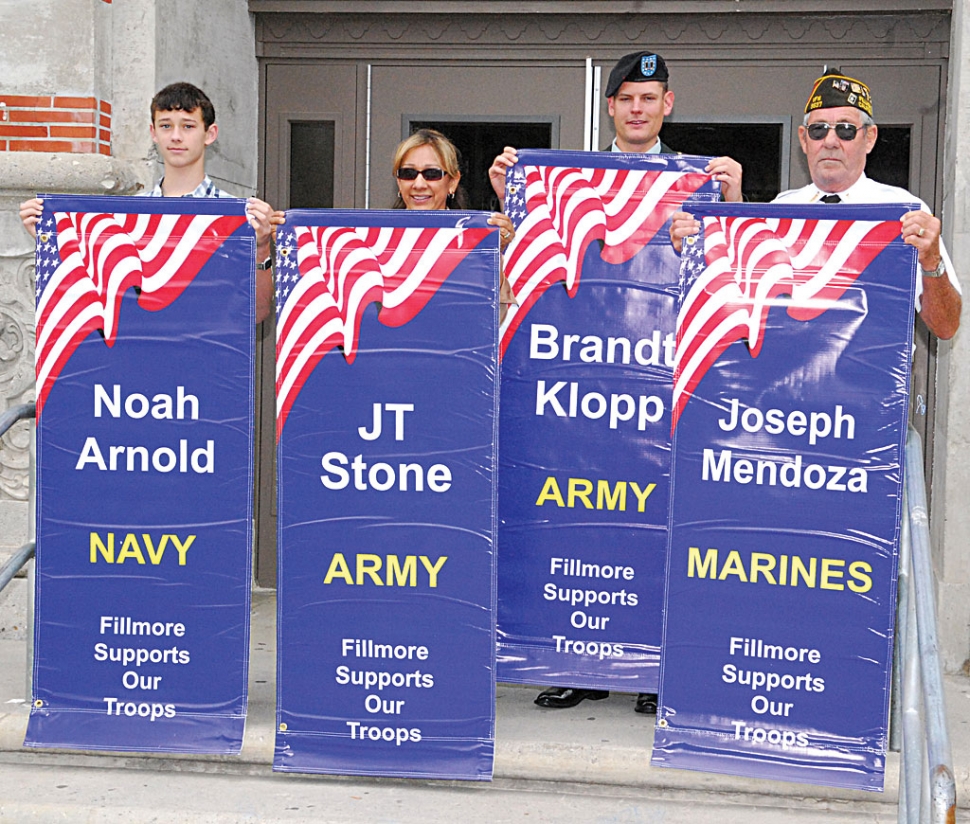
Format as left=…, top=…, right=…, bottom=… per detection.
left=500, top=155, right=713, bottom=355
left=34, top=207, right=246, bottom=416
left=672, top=210, right=901, bottom=432
left=274, top=219, right=490, bottom=437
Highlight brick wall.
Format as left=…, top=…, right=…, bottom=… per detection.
left=0, top=96, right=111, bottom=155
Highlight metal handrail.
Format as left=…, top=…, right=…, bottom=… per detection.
left=0, top=403, right=36, bottom=596
left=898, top=425, right=956, bottom=824
left=0, top=402, right=35, bottom=438
left=0, top=401, right=36, bottom=699
left=0, top=541, right=34, bottom=595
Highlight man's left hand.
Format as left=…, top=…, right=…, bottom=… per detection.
left=669, top=210, right=700, bottom=254
left=707, top=156, right=743, bottom=203
left=901, top=210, right=942, bottom=270
left=247, top=197, right=276, bottom=259
left=901, top=210, right=961, bottom=340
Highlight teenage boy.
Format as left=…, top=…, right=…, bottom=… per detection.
left=20, top=82, right=278, bottom=323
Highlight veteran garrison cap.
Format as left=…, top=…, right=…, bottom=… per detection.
left=805, top=68, right=873, bottom=117
left=605, top=51, right=669, bottom=98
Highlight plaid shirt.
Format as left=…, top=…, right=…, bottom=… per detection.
left=139, top=176, right=235, bottom=198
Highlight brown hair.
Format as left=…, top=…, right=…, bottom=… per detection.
left=391, top=128, right=468, bottom=210
left=151, top=82, right=216, bottom=129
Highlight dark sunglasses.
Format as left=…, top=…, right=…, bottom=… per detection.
left=396, top=167, right=447, bottom=181
left=806, top=122, right=862, bottom=141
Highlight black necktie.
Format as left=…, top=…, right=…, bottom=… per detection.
left=820, top=194, right=842, bottom=203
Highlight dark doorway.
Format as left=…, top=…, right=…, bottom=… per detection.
left=407, top=120, right=554, bottom=211
left=289, top=121, right=335, bottom=209
left=866, top=125, right=912, bottom=191
left=659, top=122, right=784, bottom=203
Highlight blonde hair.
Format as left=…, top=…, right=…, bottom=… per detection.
left=391, top=128, right=467, bottom=209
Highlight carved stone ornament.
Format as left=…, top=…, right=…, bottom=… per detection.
left=0, top=258, right=35, bottom=502
left=256, top=12, right=949, bottom=53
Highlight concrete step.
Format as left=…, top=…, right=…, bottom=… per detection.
left=0, top=757, right=902, bottom=824
left=0, top=589, right=965, bottom=822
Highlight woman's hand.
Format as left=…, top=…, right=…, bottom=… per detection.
left=488, top=147, right=519, bottom=207
left=489, top=212, right=516, bottom=251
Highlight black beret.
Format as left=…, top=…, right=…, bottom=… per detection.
left=805, top=71, right=873, bottom=117
left=605, top=51, right=669, bottom=98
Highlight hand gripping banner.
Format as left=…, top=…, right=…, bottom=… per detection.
left=274, top=210, right=499, bottom=780
left=653, top=201, right=917, bottom=790
left=27, top=195, right=255, bottom=753
left=497, top=150, right=719, bottom=691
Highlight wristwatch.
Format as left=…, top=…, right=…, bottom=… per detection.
left=256, top=256, right=273, bottom=271
left=920, top=259, right=946, bottom=278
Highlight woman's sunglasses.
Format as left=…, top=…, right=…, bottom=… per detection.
left=396, top=167, right=447, bottom=181
left=805, top=122, right=862, bottom=141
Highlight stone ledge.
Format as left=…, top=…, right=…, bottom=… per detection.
left=0, top=154, right=152, bottom=199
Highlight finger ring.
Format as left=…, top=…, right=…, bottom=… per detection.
left=501, top=230, right=511, bottom=239
left=918, top=227, right=925, bottom=237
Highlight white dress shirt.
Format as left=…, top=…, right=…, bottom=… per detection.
left=773, top=174, right=961, bottom=308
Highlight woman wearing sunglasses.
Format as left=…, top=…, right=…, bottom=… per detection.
left=391, top=129, right=468, bottom=211
left=392, top=128, right=516, bottom=321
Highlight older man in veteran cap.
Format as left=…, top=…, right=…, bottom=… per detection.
left=783, top=69, right=961, bottom=338
left=672, top=68, right=962, bottom=338
left=489, top=52, right=742, bottom=716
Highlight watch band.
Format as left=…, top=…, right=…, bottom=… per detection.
left=256, top=257, right=273, bottom=271
left=920, top=259, right=946, bottom=279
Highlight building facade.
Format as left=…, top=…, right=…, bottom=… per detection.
left=1, top=0, right=968, bottom=676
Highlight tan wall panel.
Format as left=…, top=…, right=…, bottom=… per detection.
left=367, top=62, right=587, bottom=205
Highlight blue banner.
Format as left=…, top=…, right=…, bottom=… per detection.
left=27, top=195, right=255, bottom=753
left=274, top=210, right=499, bottom=779
left=653, top=201, right=917, bottom=790
left=497, top=150, right=719, bottom=691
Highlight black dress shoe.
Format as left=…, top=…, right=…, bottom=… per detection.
left=534, top=687, right=610, bottom=709
left=635, top=692, right=658, bottom=714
